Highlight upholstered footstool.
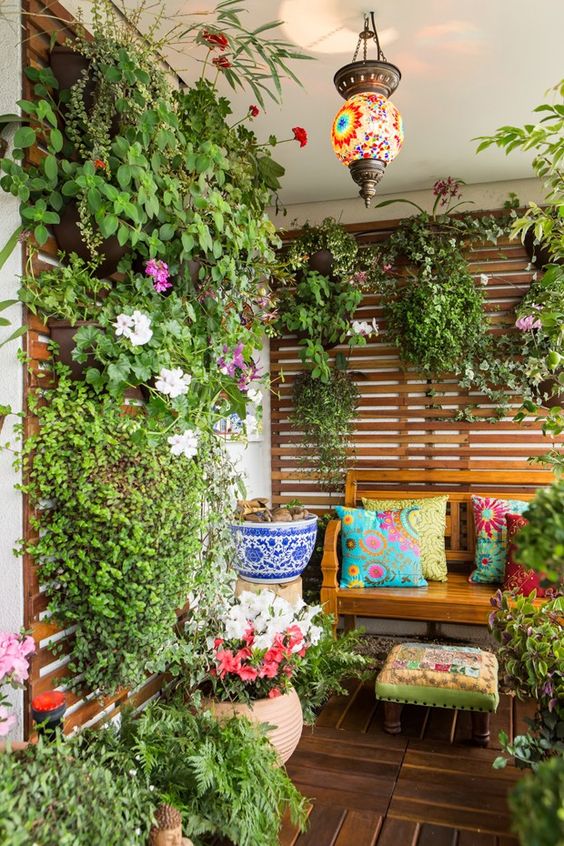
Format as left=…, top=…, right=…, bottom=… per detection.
left=375, top=642, right=499, bottom=747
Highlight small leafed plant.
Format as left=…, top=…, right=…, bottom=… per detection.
left=508, top=755, right=564, bottom=846
left=0, top=733, right=153, bottom=845
left=490, top=590, right=564, bottom=769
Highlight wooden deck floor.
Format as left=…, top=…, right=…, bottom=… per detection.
left=280, top=679, right=534, bottom=846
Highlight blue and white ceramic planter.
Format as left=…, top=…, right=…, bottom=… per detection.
left=230, top=515, right=318, bottom=584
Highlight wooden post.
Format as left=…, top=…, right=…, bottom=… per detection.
left=320, top=520, right=341, bottom=635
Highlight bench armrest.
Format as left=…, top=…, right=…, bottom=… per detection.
left=321, top=519, right=341, bottom=590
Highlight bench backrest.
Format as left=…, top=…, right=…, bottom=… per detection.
left=344, top=468, right=551, bottom=573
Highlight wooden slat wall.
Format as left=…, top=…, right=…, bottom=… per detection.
left=271, top=223, right=561, bottom=513
left=21, top=0, right=163, bottom=737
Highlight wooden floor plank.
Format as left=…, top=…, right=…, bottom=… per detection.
left=283, top=686, right=524, bottom=846
left=338, top=679, right=379, bottom=733
left=333, top=810, right=383, bottom=846
left=315, top=680, right=362, bottom=728
left=375, top=818, right=420, bottom=846
left=293, top=803, right=346, bottom=846
left=417, top=823, right=458, bottom=846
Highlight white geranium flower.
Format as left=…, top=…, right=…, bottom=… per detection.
left=246, top=387, right=262, bottom=405
left=308, top=624, right=323, bottom=645
left=114, top=313, right=134, bottom=337
left=155, top=367, right=192, bottom=399
left=168, top=428, right=199, bottom=459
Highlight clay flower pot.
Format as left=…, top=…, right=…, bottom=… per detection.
left=538, top=373, right=564, bottom=409
left=50, top=45, right=92, bottom=101
left=203, top=687, right=303, bottom=764
left=48, top=319, right=98, bottom=380
left=307, top=248, right=335, bottom=277
left=52, top=203, right=129, bottom=279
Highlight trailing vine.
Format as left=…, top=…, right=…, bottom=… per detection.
left=292, top=369, right=359, bottom=491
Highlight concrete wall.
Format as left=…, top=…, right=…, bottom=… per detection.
left=0, top=1, right=25, bottom=739
left=270, top=176, right=545, bottom=229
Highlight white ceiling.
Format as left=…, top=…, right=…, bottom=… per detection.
left=128, top=1, right=564, bottom=205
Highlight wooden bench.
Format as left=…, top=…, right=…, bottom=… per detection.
left=320, top=469, right=551, bottom=631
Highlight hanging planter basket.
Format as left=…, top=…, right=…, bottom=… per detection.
left=48, top=319, right=98, bottom=380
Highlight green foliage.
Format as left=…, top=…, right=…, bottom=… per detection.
left=277, top=218, right=366, bottom=379
left=119, top=699, right=308, bottom=846
left=292, top=614, right=371, bottom=724
left=477, top=79, right=564, bottom=437
left=19, top=374, right=213, bottom=694
left=490, top=591, right=564, bottom=768
left=509, top=756, right=564, bottom=846
left=0, top=733, right=152, bottom=845
left=292, top=369, right=359, bottom=491
left=513, top=479, right=564, bottom=586
left=20, top=250, right=111, bottom=322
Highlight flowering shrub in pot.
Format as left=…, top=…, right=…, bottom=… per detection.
left=197, top=590, right=323, bottom=762
left=0, top=631, right=34, bottom=738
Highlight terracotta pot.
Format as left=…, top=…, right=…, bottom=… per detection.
left=202, top=687, right=303, bottom=764
left=48, top=319, right=98, bottom=380
left=52, top=203, right=129, bottom=279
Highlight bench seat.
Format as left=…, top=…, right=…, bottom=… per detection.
left=320, top=469, right=551, bottom=630
left=336, top=572, right=496, bottom=626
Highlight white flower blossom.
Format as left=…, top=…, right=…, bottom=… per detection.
left=168, top=428, right=199, bottom=459
left=114, top=311, right=153, bottom=346
left=246, top=387, right=262, bottom=405
left=113, top=313, right=134, bottom=336
left=155, top=367, right=192, bottom=399
left=245, top=414, right=259, bottom=437
left=350, top=318, right=379, bottom=338
left=479, top=274, right=489, bottom=286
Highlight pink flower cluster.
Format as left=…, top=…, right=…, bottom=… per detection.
left=432, top=176, right=462, bottom=206
left=208, top=591, right=323, bottom=700
left=145, top=259, right=172, bottom=293
left=217, top=342, right=261, bottom=392
left=214, top=624, right=306, bottom=697
left=0, top=631, right=35, bottom=737
left=515, top=309, right=542, bottom=331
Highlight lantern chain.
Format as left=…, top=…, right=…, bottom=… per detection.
left=351, top=11, right=388, bottom=64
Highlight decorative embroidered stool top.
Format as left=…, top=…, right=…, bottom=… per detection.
left=375, top=642, right=499, bottom=713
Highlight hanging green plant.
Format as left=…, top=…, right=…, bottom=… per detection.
left=276, top=218, right=377, bottom=380
left=292, top=369, right=359, bottom=491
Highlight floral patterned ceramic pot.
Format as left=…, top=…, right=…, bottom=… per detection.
left=230, top=515, right=318, bottom=584
left=202, top=687, right=303, bottom=764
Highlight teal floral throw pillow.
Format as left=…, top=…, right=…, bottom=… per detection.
left=336, top=506, right=426, bottom=589
left=469, top=495, right=529, bottom=584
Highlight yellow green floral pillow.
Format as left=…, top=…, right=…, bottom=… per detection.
left=362, top=496, right=448, bottom=581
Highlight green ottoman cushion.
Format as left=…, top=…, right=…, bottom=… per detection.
left=376, top=642, right=499, bottom=713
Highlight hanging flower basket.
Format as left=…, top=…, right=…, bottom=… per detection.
left=52, top=203, right=129, bottom=279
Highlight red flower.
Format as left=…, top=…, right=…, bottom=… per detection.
left=213, top=637, right=224, bottom=649
left=202, top=31, right=229, bottom=50
left=237, top=664, right=259, bottom=682
left=216, top=649, right=240, bottom=678
left=249, top=105, right=260, bottom=118
left=212, top=55, right=232, bottom=69
left=292, top=127, right=308, bottom=148
left=268, top=688, right=282, bottom=699
left=93, top=159, right=106, bottom=170
left=259, top=660, right=281, bottom=679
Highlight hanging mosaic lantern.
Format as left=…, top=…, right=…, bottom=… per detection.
left=331, top=12, right=403, bottom=206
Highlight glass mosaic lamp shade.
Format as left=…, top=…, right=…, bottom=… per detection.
left=331, top=12, right=403, bottom=207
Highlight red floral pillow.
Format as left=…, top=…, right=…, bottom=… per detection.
left=504, top=514, right=545, bottom=597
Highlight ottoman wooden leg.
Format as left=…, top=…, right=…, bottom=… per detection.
left=383, top=701, right=403, bottom=735
left=471, top=711, right=491, bottom=747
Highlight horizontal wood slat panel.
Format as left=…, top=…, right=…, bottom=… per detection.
left=271, top=220, right=559, bottom=514
left=20, top=0, right=167, bottom=737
